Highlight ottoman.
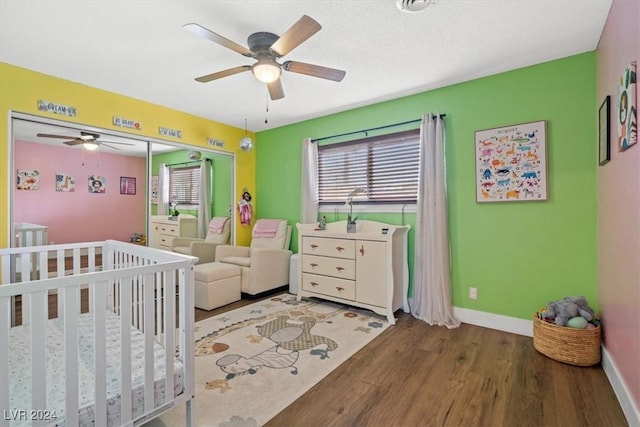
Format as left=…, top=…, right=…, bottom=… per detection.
left=194, top=262, right=241, bottom=310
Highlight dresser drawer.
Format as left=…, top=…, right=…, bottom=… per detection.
left=302, top=254, right=355, bottom=280
left=302, top=237, right=355, bottom=259
left=302, top=273, right=355, bottom=300
left=157, top=223, right=179, bottom=237
left=158, top=235, right=174, bottom=248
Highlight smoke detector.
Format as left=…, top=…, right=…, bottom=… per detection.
left=397, top=0, right=434, bottom=13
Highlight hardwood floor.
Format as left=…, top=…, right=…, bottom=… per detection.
left=199, top=301, right=628, bottom=427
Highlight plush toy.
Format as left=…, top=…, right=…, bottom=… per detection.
left=541, top=296, right=595, bottom=326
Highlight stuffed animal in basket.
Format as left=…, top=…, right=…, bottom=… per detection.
left=541, top=296, right=595, bottom=326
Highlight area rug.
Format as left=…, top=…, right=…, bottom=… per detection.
left=147, top=293, right=389, bottom=427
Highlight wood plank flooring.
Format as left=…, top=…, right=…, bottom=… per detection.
left=198, top=301, right=628, bottom=427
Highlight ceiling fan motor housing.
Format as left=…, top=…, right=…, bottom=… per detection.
left=248, top=32, right=279, bottom=56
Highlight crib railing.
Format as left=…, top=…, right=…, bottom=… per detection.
left=0, top=240, right=196, bottom=427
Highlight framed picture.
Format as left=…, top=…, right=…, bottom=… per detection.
left=616, top=61, right=637, bottom=152
left=475, top=120, right=547, bottom=203
left=55, top=172, right=75, bottom=192
left=599, top=96, right=611, bottom=166
left=120, top=176, right=136, bottom=195
left=16, top=169, right=40, bottom=190
left=89, top=175, right=106, bottom=193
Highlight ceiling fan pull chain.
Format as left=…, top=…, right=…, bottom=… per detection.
left=265, top=92, right=269, bottom=124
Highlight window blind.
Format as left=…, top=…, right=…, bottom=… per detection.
left=317, top=129, right=420, bottom=203
left=169, top=166, right=200, bottom=206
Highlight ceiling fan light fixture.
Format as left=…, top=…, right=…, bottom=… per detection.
left=83, top=141, right=99, bottom=151
left=252, top=59, right=281, bottom=83
left=396, top=0, right=434, bottom=13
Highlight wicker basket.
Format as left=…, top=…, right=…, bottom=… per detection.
left=532, top=315, right=601, bottom=366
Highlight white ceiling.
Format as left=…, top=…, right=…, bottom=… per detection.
left=0, top=0, right=611, bottom=133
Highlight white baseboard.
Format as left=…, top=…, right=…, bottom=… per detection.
left=602, top=347, right=640, bottom=427
left=453, top=306, right=638, bottom=426
left=453, top=306, right=533, bottom=337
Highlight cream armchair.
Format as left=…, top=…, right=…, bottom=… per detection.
left=215, top=219, right=292, bottom=296
left=171, top=217, right=231, bottom=264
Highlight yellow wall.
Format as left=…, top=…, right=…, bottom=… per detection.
left=0, top=62, right=255, bottom=247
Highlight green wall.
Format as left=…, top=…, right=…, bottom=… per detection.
left=256, top=52, right=597, bottom=320
left=151, top=149, right=233, bottom=219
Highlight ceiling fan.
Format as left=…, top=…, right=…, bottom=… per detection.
left=36, top=131, right=134, bottom=151
left=184, top=15, right=346, bottom=100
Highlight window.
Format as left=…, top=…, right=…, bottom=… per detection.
left=317, top=129, right=420, bottom=204
left=169, top=166, right=200, bottom=206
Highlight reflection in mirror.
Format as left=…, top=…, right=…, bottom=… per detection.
left=11, top=118, right=235, bottom=250
left=11, top=118, right=149, bottom=247
left=149, top=144, right=234, bottom=248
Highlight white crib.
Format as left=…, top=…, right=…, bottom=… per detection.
left=0, top=240, right=196, bottom=427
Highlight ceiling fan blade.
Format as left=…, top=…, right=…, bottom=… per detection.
left=99, top=140, right=135, bottom=146
left=62, top=140, right=84, bottom=146
left=283, top=61, right=346, bottom=82
left=98, top=142, right=121, bottom=151
left=195, top=65, right=251, bottom=83
left=184, top=23, right=252, bottom=57
left=269, top=15, right=321, bottom=57
left=37, top=133, right=77, bottom=139
left=267, top=79, right=285, bottom=101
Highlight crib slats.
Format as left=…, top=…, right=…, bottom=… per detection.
left=164, top=270, right=175, bottom=402
left=0, top=297, right=10, bottom=427
left=56, top=249, right=65, bottom=319
left=143, top=272, right=155, bottom=413
left=30, top=290, right=47, bottom=427
left=63, top=286, right=80, bottom=426
left=1, top=240, right=197, bottom=427
left=20, top=255, right=31, bottom=323
left=120, top=276, right=133, bottom=424
left=93, top=282, right=108, bottom=427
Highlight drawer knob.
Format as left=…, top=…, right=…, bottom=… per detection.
left=336, top=266, right=344, bottom=272
left=359, top=245, right=365, bottom=256
left=310, top=263, right=318, bottom=268
left=310, top=281, right=319, bottom=287
left=336, top=246, right=344, bottom=252
left=310, top=244, right=318, bottom=249
left=336, top=287, right=345, bottom=292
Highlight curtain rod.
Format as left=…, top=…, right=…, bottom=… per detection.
left=164, top=158, right=211, bottom=168
left=311, top=114, right=446, bottom=143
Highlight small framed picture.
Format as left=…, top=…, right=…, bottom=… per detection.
left=120, top=176, right=136, bottom=195
left=599, top=95, right=611, bottom=166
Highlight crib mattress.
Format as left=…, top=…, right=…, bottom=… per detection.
left=8, top=311, right=184, bottom=427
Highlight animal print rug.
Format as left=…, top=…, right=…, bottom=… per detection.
left=147, top=293, right=389, bottom=427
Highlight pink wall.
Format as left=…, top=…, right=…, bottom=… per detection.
left=596, top=0, right=640, bottom=415
left=14, top=141, right=146, bottom=244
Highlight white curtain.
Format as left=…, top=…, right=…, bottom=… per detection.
left=409, top=113, right=460, bottom=329
left=300, top=138, right=319, bottom=223
left=157, top=163, right=168, bottom=215
left=198, top=159, right=212, bottom=238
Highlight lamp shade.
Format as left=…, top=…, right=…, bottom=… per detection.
left=83, top=141, right=99, bottom=151
left=252, top=59, right=281, bottom=83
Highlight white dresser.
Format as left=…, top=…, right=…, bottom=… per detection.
left=149, top=215, right=197, bottom=250
left=296, top=220, right=410, bottom=324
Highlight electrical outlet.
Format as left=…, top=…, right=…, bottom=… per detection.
left=469, top=287, right=478, bottom=300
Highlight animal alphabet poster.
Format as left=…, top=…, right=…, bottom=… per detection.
left=475, top=120, right=547, bottom=203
